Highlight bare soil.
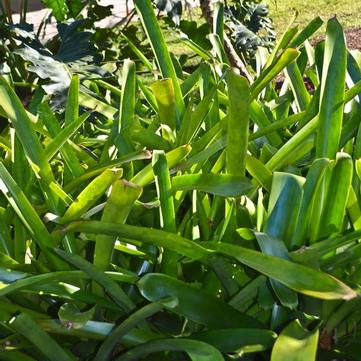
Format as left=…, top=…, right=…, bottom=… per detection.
left=345, top=27, right=361, bottom=51
left=311, top=27, right=361, bottom=51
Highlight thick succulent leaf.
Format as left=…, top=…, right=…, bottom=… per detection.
left=53, top=249, right=135, bottom=311
left=60, top=220, right=211, bottom=261
left=115, top=338, right=224, bottom=361
left=151, top=79, right=177, bottom=130
left=9, top=313, right=75, bottom=361
left=265, top=172, right=305, bottom=247
left=135, top=0, right=185, bottom=123
left=94, top=302, right=165, bottom=361
left=58, top=303, right=96, bottom=329
left=0, top=269, right=136, bottom=297
left=131, top=145, right=192, bottom=186
left=206, top=242, right=357, bottom=300
left=271, top=320, right=319, bottom=361
left=316, top=18, right=347, bottom=158
left=171, top=174, right=254, bottom=197
left=93, top=180, right=142, bottom=274
left=255, top=232, right=298, bottom=309
left=291, top=158, right=330, bottom=248
left=226, top=70, right=250, bottom=177
left=192, top=328, right=277, bottom=353
left=57, top=169, right=123, bottom=224
left=137, top=273, right=263, bottom=329
left=318, top=153, right=353, bottom=239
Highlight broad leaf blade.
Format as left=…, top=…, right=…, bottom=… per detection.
left=271, top=320, right=319, bottom=361
left=206, top=242, right=357, bottom=300
left=9, top=313, right=74, bottom=361
left=171, top=174, right=254, bottom=197
left=316, top=18, right=347, bottom=158
left=137, top=273, right=262, bottom=329
left=226, top=70, right=250, bottom=177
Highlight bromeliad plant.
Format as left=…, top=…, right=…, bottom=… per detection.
left=0, top=0, right=361, bottom=360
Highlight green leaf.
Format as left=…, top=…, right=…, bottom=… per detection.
left=61, top=221, right=211, bottom=261
left=192, top=328, right=277, bottom=353
left=58, top=303, right=96, bottom=329
left=126, top=125, right=171, bottom=151
left=41, top=0, right=68, bottom=21
left=58, top=168, right=123, bottom=224
left=0, top=269, right=136, bottom=297
left=134, top=0, right=185, bottom=124
left=152, top=150, right=178, bottom=275
left=226, top=70, right=250, bottom=177
left=265, top=172, right=305, bottom=247
left=0, top=351, right=37, bottom=361
left=213, top=2, right=224, bottom=43
left=316, top=18, right=347, bottom=159
left=151, top=79, right=177, bottom=130
left=9, top=313, right=75, bottom=361
left=122, top=35, right=154, bottom=72
left=288, top=17, right=324, bottom=48
left=115, top=339, right=224, bottom=361
left=290, top=229, right=361, bottom=266
left=150, top=162, right=173, bottom=222
left=285, top=61, right=310, bottom=111
left=265, top=117, right=318, bottom=171
left=318, top=152, right=352, bottom=238
left=63, top=150, right=151, bottom=193
left=53, top=248, right=135, bottom=312
left=131, top=145, right=192, bottom=187
left=245, top=154, right=273, bottom=191
left=65, top=74, right=79, bottom=125
left=118, top=59, right=136, bottom=131
left=209, top=34, right=229, bottom=65
left=94, top=302, right=164, bottom=361
left=291, top=158, right=330, bottom=248
left=0, top=208, right=11, bottom=256
left=250, top=49, right=300, bottom=100
left=79, top=91, right=117, bottom=119
left=171, top=174, right=254, bottom=197
left=93, top=180, right=142, bottom=273
left=108, top=59, right=136, bottom=160
left=0, top=76, right=53, bottom=180
left=255, top=232, right=298, bottom=309
left=39, top=102, right=84, bottom=178
left=249, top=100, right=282, bottom=146
left=138, top=273, right=263, bottom=329
left=0, top=163, right=63, bottom=269
left=206, top=242, right=357, bottom=300
left=178, top=83, right=218, bottom=145
left=325, top=298, right=361, bottom=333
left=45, top=111, right=90, bottom=162
left=271, top=320, right=319, bottom=361
left=36, top=319, right=161, bottom=344
left=14, top=45, right=71, bottom=95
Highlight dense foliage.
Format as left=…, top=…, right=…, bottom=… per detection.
left=0, top=0, right=361, bottom=360
left=153, top=0, right=275, bottom=61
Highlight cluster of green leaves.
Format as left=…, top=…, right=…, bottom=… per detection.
left=0, top=0, right=117, bottom=95
left=152, top=0, right=275, bottom=60
left=225, top=0, right=275, bottom=58
left=0, top=0, right=361, bottom=360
